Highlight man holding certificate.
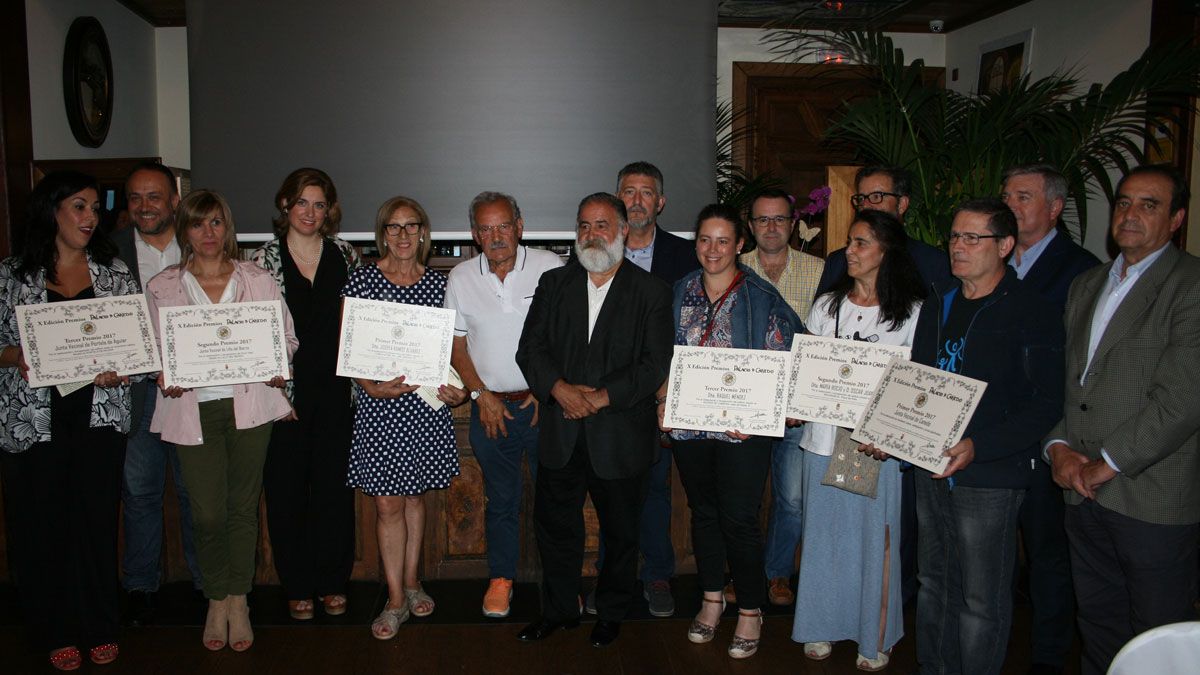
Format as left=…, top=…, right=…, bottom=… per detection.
left=900, top=199, right=1064, bottom=675
left=515, top=193, right=673, bottom=649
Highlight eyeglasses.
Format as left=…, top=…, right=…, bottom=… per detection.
left=947, top=231, right=1004, bottom=245
left=384, top=222, right=422, bottom=236
left=850, top=191, right=901, bottom=207
left=751, top=215, right=792, bottom=227
left=475, top=223, right=515, bottom=235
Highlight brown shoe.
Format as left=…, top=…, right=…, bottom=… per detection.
left=768, top=577, right=794, bottom=606
left=722, top=581, right=737, bottom=604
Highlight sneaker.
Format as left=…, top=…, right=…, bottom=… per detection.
left=767, top=577, right=795, bottom=606
left=584, top=588, right=597, bottom=615
left=643, top=580, right=675, bottom=617
left=482, top=578, right=513, bottom=618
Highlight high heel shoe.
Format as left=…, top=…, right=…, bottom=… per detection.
left=728, top=608, right=763, bottom=659
left=687, top=596, right=726, bottom=644
left=202, top=598, right=229, bottom=651
left=227, top=594, right=254, bottom=652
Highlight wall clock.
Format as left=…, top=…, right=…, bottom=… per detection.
left=62, top=17, right=114, bottom=148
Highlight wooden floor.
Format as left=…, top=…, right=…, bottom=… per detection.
left=0, top=578, right=1079, bottom=674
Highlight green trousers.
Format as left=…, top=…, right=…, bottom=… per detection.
left=175, top=398, right=271, bottom=600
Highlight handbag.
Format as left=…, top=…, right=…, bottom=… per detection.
left=820, top=427, right=882, bottom=498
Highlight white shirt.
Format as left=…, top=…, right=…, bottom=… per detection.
left=133, top=231, right=181, bottom=286
left=181, top=270, right=238, bottom=402
left=798, top=294, right=921, bottom=456
left=586, top=275, right=614, bottom=342
left=444, top=246, right=563, bottom=392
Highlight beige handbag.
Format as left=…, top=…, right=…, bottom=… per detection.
left=820, top=427, right=882, bottom=498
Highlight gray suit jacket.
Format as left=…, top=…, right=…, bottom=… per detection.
left=1047, top=245, right=1200, bottom=525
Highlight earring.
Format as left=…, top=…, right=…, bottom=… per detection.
left=419, top=237, right=424, bottom=243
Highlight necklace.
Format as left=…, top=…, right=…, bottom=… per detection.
left=289, top=237, right=323, bottom=266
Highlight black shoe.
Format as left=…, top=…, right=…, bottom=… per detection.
left=516, top=617, right=580, bottom=642
left=123, top=590, right=156, bottom=626
left=590, top=620, right=620, bottom=647
left=1027, top=665, right=1064, bottom=675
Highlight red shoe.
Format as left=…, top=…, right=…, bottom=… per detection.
left=89, top=643, right=119, bottom=665
left=49, top=646, right=81, bottom=671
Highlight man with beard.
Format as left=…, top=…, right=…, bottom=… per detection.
left=445, top=192, right=562, bottom=618
left=114, top=162, right=202, bottom=623
left=516, top=193, right=673, bottom=648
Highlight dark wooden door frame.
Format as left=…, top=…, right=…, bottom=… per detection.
left=0, top=0, right=34, bottom=261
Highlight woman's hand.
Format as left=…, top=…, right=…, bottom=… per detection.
left=266, top=376, right=287, bottom=388
left=156, top=372, right=187, bottom=398
left=356, top=376, right=418, bottom=399
left=657, top=401, right=672, bottom=433
left=858, top=442, right=891, bottom=461
left=724, top=430, right=751, bottom=441
left=1, top=346, right=29, bottom=382
left=785, top=417, right=804, bottom=427
left=93, top=370, right=129, bottom=388
left=437, top=383, right=467, bottom=406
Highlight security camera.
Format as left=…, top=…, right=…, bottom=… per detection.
left=929, top=19, right=944, bottom=32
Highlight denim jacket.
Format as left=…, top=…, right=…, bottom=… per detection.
left=671, top=264, right=804, bottom=350
left=0, top=255, right=138, bottom=452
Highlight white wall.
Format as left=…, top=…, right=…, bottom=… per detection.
left=945, top=0, right=1154, bottom=257
left=26, top=0, right=159, bottom=160
left=155, top=27, right=189, bottom=169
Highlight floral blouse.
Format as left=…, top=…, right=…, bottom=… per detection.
left=0, top=255, right=139, bottom=452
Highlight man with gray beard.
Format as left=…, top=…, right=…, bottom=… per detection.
left=516, top=193, right=673, bottom=648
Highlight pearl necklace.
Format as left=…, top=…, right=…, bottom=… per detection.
left=289, top=237, right=323, bottom=266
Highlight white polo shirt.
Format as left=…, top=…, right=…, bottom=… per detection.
left=444, top=246, right=563, bottom=392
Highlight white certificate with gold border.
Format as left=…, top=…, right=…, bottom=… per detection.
left=335, top=297, right=454, bottom=387
left=661, top=345, right=791, bottom=438
left=851, top=358, right=987, bottom=474
left=787, top=334, right=911, bottom=427
left=17, top=295, right=161, bottom=388
left=159, top=301, right=289, bottom=388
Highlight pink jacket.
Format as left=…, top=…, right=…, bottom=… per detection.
left=146, top=260, right=298, bottom=445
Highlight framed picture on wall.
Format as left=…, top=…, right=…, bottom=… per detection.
left=977, top=30, right=1033, bottom=96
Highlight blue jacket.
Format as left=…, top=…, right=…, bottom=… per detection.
left=911, top=268, right=1064, bottom=488
left=672, top=264, right=804, bottom=350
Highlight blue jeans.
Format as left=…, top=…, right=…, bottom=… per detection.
left=914, top=472, right=1024, bottom=675
left=121, top=384, right=202, bottom=591
left=470, top=399, right=538, bottom=580
left=763, top=425, right=804, bottom=579
left=595, top=439, right=675, bottom=583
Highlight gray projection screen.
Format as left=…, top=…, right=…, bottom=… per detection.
left=187, top=0, right=716, bottom=241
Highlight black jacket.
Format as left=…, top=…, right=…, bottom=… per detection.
left=1021, top=229, right=1101, bottom=313
left=911, top=268, right=1065, bottom=488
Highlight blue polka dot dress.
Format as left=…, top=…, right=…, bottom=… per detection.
left=343, top=264, right=460, bottom=496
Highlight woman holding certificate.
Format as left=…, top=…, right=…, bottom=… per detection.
left=661, top=204, right=801, bottom=660
left=146, top=190, right=297, bottom=653
left=0, top=171, right=137, bottom=670
left=342, top=196, right=465, bottom=640
left=252, top=168, right=360, bottom=621
left=791, top=209, right=924, bottom=671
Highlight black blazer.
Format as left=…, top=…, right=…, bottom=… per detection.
left=1020, top=230, right=1100, bottom=312
left=648, top=226, right=700, bottom=285
left=817, top=237, right=951, bottom=298
left=516, top=260, right=674, bottom=480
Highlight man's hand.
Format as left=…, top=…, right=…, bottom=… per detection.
left=859, top=442, right=891, bottom=461
left=932, top=438, right=974, bottom=479
left=551, top=380, right=598, bottom=420
left=1048, top=442, right=1093, bottom=499
left=582, top=387, right=609, bottom=412
left=1080, top=459, right=1117, bottom=496
left=520, top=394, right=539, bottom=428
left=477, top=391, right=513, bottom=439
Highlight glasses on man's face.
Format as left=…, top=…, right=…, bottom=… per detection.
left=850, top=191, right=901, bottom=208
left=475, top=223, right=515, bottom=236
left=384, top=222, right=422, bottom=236
left=947, top=231, right=1004, bottom=245
left=751, top=215, right=792, bottom=228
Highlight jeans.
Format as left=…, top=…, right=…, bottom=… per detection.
left=915, top=472, right=1024, bottom=675
left=763, top=425, right=804, bottom=579
left=469, top=399, right=538, bottom=580
left=594, top=438, right=676, bottom=584
left=121, top=384, right=202, bottom=591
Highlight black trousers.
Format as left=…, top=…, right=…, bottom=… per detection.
left=1018, top=460, right=1075, bottom=667
left=262, top=382, right=355, bottom=600
left=534, top=435, right=649, bottom=623
left=2, top=427, right=124, bottom=651
left=1065, top=500, right=1200, bottom=675
left=673, top=437, right=771, bottom=610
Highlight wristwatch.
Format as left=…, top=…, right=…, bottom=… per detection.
left=470, top=387, right=488, bottom=401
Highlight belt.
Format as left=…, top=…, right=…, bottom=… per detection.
left=493, top=390, right=531, bottom=402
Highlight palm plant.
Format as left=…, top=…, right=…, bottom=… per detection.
left=763, top=30, right=1200, bottom=245
left=715, top=98, right=786, bottom=212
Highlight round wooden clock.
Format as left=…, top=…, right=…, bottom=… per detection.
left=62, top=17, right=114, bottom=148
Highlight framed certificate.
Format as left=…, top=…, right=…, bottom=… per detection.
left=787, top=334, right=910, bottom=427
left=851, top=358, right=987, bottom=474
left=17, top=294, right=161, bottom=388
left=662, top=345, right=791, bottom=438
left=159, top=301, right=290, bottom=389
left=335, top=297, right=454, bottom=387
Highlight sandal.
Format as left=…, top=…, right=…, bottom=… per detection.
left=203, top=598, right=228, bottom=651
left=288, top=599, right=314, bottom=620
left=89, top=643, right=119, bottom=665
left=804, top=641, right=833, bottom=660
left=856, top=650, right=891, bottom=672
left=404, top=584, right=435, bottom=617
left=228, top=594, right=253, bottom=652
left=371, top=603, right=411, bottom=640
left=49, top=646, right=81, bottom=671
left=728, top=609, right=763, bottom=659
left=320, top=594, right=348, bottom=616
left=687, top=596, right=726, bottom=644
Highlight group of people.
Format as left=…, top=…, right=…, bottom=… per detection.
left=0, top=158, right=1194, bottom=675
